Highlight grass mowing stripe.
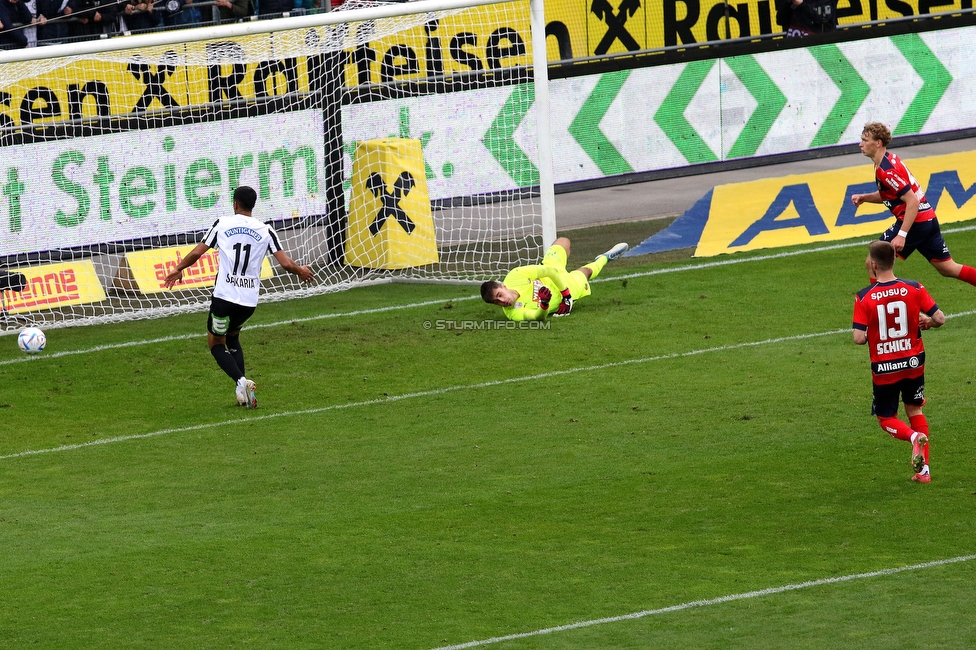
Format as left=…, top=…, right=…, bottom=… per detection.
left=5, top=227, right=974, bottom=366
left=7, top=310, right=976, bottom=460
left=428, top=554, right=976, bottom=650
left=0, top=327, right=857, bottom=461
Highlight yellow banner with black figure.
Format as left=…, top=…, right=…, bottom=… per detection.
left=345, top=139, right=439, bottom=269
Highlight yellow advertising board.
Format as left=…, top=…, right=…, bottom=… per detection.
left=0, top=37, right=317, bottom=127
left=0, top=0, right=961, bottom=128
left=345, top=138, right=439, bottom=269
left=1, top=260, right=106, bottom=314
left=0, top=8, right=534, bottom=129
left=121, top=245, right=274, bottom=294
left=694, top=150, right=976, bottom=257
left=544, top=0, right=974, bottom=57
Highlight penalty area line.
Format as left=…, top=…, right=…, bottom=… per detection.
left=4, top=311, right=976, bottom=462
left=427, top=554, right=976, bottom=650
left=0, top=297, right=478, bottom=367
left=0, top=327, right=847, bottom=461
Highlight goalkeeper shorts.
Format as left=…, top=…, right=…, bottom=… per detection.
left=541, top=244, right=591, bottom=300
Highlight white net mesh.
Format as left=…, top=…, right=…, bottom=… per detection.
left=0, top=0, right=546, bottom=331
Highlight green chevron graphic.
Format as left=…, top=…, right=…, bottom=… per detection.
left=725, top=55, right=787, bottom=159
left=482, top=84, right=539, bottom=188
left=892, top=33, right=953, bottom=136
left=809, top=44, right=870, bottom=147
left=654, top=60, right=718, bottom=164
left=568, top=70, right=633, bottom=176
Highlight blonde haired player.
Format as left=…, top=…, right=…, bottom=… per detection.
left=851, top=121, right=976, bottom=287
left=481, top=238, right=628, bottom=321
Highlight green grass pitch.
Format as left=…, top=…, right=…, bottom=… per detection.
left=2, top=220, right=976, bottom=649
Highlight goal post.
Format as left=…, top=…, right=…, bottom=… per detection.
left=0, top=0, right=555, bottom=332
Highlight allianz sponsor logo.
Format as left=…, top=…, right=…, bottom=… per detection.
left=875, top=355, right=921, bottom=373
left=225, top=226, right=262, bottom=240
left=870, top=286, right=908, bottom=300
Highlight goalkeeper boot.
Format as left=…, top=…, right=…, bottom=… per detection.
left=598, top=242, right=629, bottom=262
left=911, top=433, right=928, bottom=474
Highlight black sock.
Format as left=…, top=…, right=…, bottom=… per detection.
left=210, top=344, right=244, bottom=382
left=226, top=335, right=245, bottom=377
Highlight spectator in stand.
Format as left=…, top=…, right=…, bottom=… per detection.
left=0, top=0, right=35, bottom=48
left=776, top=0, right=836, bottom=37
left=69, top=0, right=118, bottom=39
left=215, top=0, right=251, bottom=21
left=36, top=0, right=74, bottom=44
left=161, top=0, right=200, bottom=28
left=256, top=0, right=290, bottom=17
left=23, top=0, right=38, bottom=45
left=122, top=0, right=160, bottom=31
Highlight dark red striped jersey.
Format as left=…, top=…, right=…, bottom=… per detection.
left=876, top=151, right=936, bottom=223
left=853, top=278, right=939, bottom=384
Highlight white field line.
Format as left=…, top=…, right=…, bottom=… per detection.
left=4, top=231, right=974, bottom=642
left=0, top=298, right=473, bottom=366
left=0, top=328, right=845, bottom=461
left=4, top=308, right=976, bottom=462
left=4, top=228, right=974, bottom=365
left=427, top=554, right=976, bottom=650
left=7, top=225, right=976, bottom=364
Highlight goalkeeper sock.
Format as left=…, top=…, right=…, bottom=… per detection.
left=877, top=416, right=913, bottom=442
left=210, top=343, right=244, bottom=382
left=226, top=334, right=245, bottom=377
left=584, top=258, right=607, bottom=279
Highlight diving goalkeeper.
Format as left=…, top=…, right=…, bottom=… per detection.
left=480, top=238, right=628, bottom=321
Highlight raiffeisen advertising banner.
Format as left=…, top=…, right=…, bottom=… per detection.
left=544, top=0, right=976, bottom=56
left=0, top=110, right=325, bottom=256
left=629, top=150, right=976, bottom=257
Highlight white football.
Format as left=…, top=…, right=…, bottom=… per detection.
left=17, top=327, right=46, bottom=354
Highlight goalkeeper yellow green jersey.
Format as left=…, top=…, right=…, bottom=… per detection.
left=500, top=264, right=569, bottom=321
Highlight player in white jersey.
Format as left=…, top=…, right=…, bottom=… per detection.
left=164, top=186, right=314, bottom=408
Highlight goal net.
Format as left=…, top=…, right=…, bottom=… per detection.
left=0, top=0, right=553, bottom=332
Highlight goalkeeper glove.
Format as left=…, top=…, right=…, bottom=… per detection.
left=536, top=285, right=552, bottom=310
left=553, top=288, right=573, bottom=317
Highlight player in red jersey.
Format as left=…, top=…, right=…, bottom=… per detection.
left=850, top=122, right=976, bottom=286
left=853, top=241, right=945, bottom=482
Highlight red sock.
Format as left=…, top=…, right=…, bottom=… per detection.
left=909, top=414, right=930, bottom=464
left=878, top=416, right=914, bottom=442
left=957, top=265, right=976, bottom=287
